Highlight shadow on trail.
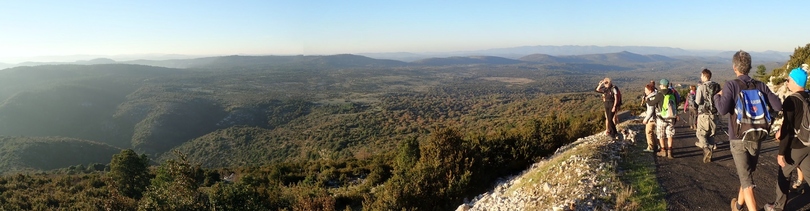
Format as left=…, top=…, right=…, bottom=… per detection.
left=650, top=113, right=810, bottom=211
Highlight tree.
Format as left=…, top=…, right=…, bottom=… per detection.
left=138, top=151, right=208, bottom=210
left=109, top=149, right=151, bottom=199
left=755, top=64, right=768, bottom=82
left=772, top=43, right=810, bottom=85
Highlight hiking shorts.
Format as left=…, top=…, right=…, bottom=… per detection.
left=655, top=118, right=675, bottom=139
left=730, top=131, right=767, bottom=189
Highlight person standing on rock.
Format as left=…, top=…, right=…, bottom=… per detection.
left=764, top=68, right=810, bottom=211
left=715, top=50, right=782, bottom=211
left=642, top=82, right=658, bottom=152
left=695, top=68, right=720, bottom=163
left=647, top=79, right=678, bottom=159
left=596, top=78, right=620, bottom=139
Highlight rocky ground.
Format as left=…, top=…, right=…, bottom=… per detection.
left=457, top=122, right=641, bottom=211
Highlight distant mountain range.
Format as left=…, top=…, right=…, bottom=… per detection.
left=360, top=45, right=792, bottom=62
left=0, top=52, right=677, bottom=69
left=0, top=46, right=791, bottom=71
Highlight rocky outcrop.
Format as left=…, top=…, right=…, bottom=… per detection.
left=458, top=123, right=637, bottom=211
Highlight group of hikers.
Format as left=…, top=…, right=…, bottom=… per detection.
left=596, top=50, right=810, bottom=211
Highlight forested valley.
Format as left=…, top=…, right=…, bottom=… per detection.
left=0, top=52, right=776, bottom=210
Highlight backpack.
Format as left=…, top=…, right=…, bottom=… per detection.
left=687, top=92, right=697, bottom=110
left=670, top=87, right=681, bottom=103
left=734, top=79, right=771, bottom=138
left=613, top=86, right=622, bottom=107
left=700, top=82, right=721, bottom=114
left=790, top=92, right=810, bottom=146
left=657, top=91, right=678, bottom=119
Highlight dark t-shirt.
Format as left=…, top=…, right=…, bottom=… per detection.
left=596, top=85, right=618, bottom=103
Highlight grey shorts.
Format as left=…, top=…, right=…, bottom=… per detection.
left=729, top=131, right=768, bottom=189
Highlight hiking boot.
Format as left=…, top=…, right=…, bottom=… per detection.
left=702, top=148, right=712, bottom=163
left=656, top=150, right=666, bottom=157
left=666, top=148, right=673, bottom=159
left=730, top=198, right=743, bottom=211
left=643, top=148, right=654, bottom=152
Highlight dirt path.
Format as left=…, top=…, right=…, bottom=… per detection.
left=654, top=113, right=810, bottom=211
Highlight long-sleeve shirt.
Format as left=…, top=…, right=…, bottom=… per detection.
left=713, top=75, right=783, bottom=140
left=643, top=91, right=657, bottom=123
left=777, top=91, right=809, bottom=156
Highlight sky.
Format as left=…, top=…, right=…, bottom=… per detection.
left=0, top=0, right=807, bottom=63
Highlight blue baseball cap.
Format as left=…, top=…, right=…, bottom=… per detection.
left=659, top=79, right=669, bottom=86
left=789, top=67, right=807, bottom=87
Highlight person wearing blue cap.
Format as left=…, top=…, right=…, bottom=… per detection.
left=764, top=68, right=810, bottom=211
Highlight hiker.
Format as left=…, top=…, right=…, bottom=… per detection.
left=647, top=79, right=679, bottom=159
left=642, top=82, right=658, bottom=152
left=764, top=68, right=810, bottom=211
left=685, top=85, right=698, bottom=130
left=695, top=69, right=720, bottom=163
left=595, top=78, right=621, bottom=139
left=715, top=50, right=782, bottom=211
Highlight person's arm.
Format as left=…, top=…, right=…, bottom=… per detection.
left=777, top=100, right=794, bottom=155
left=777, top=96, right=797, bottom=168
left=714, top=81, right=734, bottom=115
left=644, top=100, right=655, bottom=123
left=763, top=84, right=783, bottom=112
left=695, top=85, right=705, bottom=105
left=595, top=81, right=605, bottom=93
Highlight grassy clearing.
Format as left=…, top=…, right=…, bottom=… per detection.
left=615, top=124, right=667, bottom=211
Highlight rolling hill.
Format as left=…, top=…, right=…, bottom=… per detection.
left=411, top=56, right=523, bottom=66
left=519, top=51, right=676, bottom=63
left=0, top=52, right=762, bottom=172
left=0, top=136, right=121, bottom=173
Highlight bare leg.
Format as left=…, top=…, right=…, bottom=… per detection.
left=737, top=187, right=745, bottom=208
left=605, top=112, right=609, bottom=134
left=743, top=187, right=756, bottom=211
left=667, top=137, right=673, bottom=152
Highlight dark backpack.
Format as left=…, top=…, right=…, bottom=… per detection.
left=613, top=86, right=622, bottom=107
left=734, top=79, right=771, bottom=138
left=790, top=92, right=810, bottom=146
left=700, top=82, right=721, bottom=114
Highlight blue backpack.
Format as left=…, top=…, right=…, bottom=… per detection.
left=734, top=79, right=771, bottom=138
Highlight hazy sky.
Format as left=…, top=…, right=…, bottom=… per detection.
left=0, top=0, right=807, bottom=63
